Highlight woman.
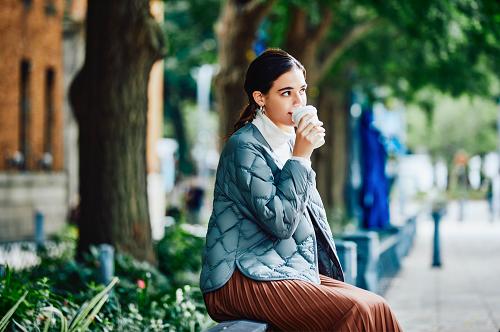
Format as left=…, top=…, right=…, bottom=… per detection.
left=200, top=48, right=401, bottom=332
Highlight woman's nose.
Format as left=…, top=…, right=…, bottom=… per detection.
left=293, top=92, right=304, bottom=106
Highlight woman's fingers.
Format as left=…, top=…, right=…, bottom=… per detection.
left=298, top=116, right=324, bottom=136
left=309, top=133, right=326, bottom=148
left=300, top=125, right=326, bottom=145
left=292, top=113, right=325, bottom=158
left=307, top=127, right=326, bottom=137
left=297, top=114, right=316, bottom=131
left=306, top=132, right=325, bottom=141
left=301, top=122, right=317, bottom=137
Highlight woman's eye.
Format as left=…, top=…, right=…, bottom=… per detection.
left=282, top=91, right=291, bottom=96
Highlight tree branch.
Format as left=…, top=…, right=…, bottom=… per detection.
left=317, top=17, right=381, bottom=83
left=310, top=9, right=333, bottom=48
left=241, top=0, right=277, bottom=17
left=284, top=6, right=334, bottom=78
left=289, top=7, right=308, bottom=40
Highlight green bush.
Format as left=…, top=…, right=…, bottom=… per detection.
left=0, top=226, right=214, bottom=331
left=0, top=266, right=118, bottom=332
left=156, top=219, right=205, bottom=288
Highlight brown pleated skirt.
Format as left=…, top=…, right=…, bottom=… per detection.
left=203, top=268, right=402, bottom=332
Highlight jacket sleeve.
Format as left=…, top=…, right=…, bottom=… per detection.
left=231, top=143, right=316, bottom=239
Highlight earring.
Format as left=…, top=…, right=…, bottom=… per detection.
left=258, top=105, right=265, bottom=114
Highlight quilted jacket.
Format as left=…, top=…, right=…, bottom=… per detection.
left=200, top=123, right=344, bottom=293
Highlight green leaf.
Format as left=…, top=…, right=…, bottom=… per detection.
left=0, top=291, right=28, bottom=332
left=12, top=320, right=29, bottom=332
left=42, top=309, right=53, bottom=332
left=76, top=294, right=109, bottom=332
left=41, top=306, right=68, bottom=332
left=68, top=277, right=118, bottom=331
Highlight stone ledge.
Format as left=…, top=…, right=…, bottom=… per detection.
left=0, top=172, right=68, bottom=241
left=0, top=172, right=67, bottom=186
left=205, top=320, right=268, bottom=332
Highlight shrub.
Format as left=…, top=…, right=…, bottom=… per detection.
left=0, top=234, right=214, bottom=331
left=156, top=219, right=205, bottom=288
left=0, top=266, right=118, bottom=332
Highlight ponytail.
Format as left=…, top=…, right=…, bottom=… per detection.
left=228, top=102, right=258, bottom=138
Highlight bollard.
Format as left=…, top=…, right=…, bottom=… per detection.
left=458, top=198, right=465, bottom=222
left=98, top=244, right=115, bottom=284
left=34, top=210, right=45, bottom=247
left=431, top=210, right=442, bottom=267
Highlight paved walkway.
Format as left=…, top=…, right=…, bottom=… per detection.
left=385, top=200, right=500, bottom=332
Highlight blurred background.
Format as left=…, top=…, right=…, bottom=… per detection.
left=0, top=0, right=499, bottom=331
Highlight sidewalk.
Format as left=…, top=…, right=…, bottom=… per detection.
left=385, top=200, right=500, bottom=332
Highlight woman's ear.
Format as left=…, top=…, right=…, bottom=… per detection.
left=252, top=91, right=265, bottom=107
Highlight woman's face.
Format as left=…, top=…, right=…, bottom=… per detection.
left=254, top=67, right=307, bottom=131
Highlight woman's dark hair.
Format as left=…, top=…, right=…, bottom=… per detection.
left=230, top=48, right=306, bottom=136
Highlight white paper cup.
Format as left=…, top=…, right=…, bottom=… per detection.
left=292, top=105, right=321, bottom=127
left=292, top=105, right=324, bottom=149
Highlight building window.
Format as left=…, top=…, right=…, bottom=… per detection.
left=41, top=68, right=55, bottom=170
left=18, top=60, right=31, bottom=170
left=44, top=0, right=57, bottom=16
left=22, top=0, right=33, bottom=10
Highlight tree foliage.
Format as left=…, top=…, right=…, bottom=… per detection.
left=407, top=92, right=498, bottom=163
left=334, top=0, right=500, bottom=100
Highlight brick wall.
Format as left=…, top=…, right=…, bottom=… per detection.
left=0, top=0, right=64, bottom=171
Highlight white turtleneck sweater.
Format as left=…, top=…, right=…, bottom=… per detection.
left=251, top=110, right=312, bottom=170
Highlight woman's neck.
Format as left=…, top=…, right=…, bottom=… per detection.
left=252, top=111, right=295, bottom=148
left=264, top=114, right=294, bottom=134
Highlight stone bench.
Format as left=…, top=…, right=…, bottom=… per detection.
left=334, top=240, right=357, bottom=285
left=341, top=216, right=417, bottom=294
left=205, top=320, right=268, bottom=332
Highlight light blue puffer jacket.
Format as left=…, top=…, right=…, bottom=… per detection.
left=200, top=123, right=344, bottom=293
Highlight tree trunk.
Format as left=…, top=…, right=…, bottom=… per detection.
left=314, top=90, right=332, bottom=205
left=283, top=6, right=333, bottom=85
left=215, top=0, right=276, bottom=140
left=70, top=1, right=166, bottom=263
left=330, top=88, right=349, bottom=212
left=314, top=85, right=348, bottom=213
left=282, top=7, right=377, bottom=218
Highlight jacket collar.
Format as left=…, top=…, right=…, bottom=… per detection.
left=245, top=122, right=272, bottom=151
left=244, top=123, right=288, bottom=170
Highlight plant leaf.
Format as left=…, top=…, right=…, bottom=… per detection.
left=0, top=291, right=28, bottom=332
left=42, top=309, right=53, bottom=332
left=68, top=277, right=118, bottom=331
left=12, top=320, right=28, bottom=332
left=75, top=294, right=109, bottom=332
left=41, top=306, right=68, bottom=332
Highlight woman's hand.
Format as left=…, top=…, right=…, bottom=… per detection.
left=292, top=114, right=326, bottom=159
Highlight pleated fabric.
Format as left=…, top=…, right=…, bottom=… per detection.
left=203, top=268, right=402, bottom=332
